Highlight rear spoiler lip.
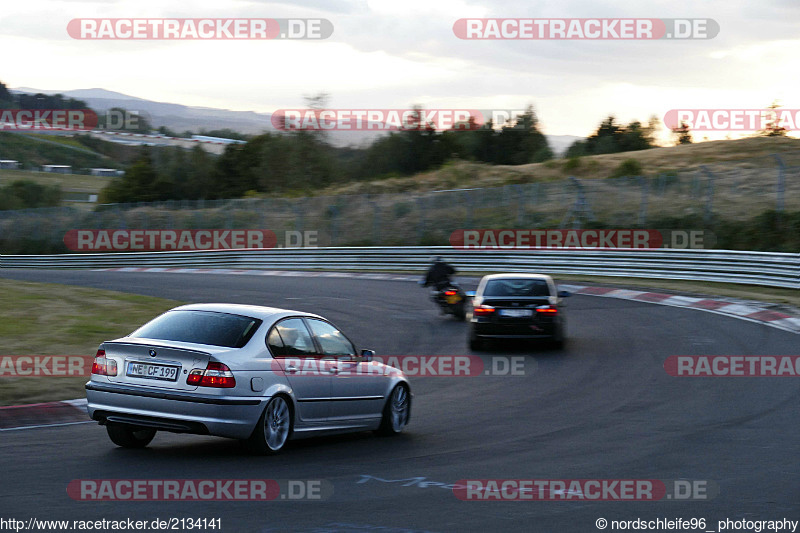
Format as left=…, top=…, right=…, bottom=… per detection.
left=102, top=340, right=215, bottom=358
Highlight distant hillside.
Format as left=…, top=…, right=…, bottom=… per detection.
left=316, top=136, right=800, bottom=196
left=10, top=87, right=581, bottom=152
left=0, top=132, right=112, bottom=169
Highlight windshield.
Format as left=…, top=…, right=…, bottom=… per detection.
left=483, top=279, right=550, bottom=297
left=130, top=310, right=262, bottom=348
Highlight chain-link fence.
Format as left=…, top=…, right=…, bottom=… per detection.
left=0, top=152, right=797, bottom=253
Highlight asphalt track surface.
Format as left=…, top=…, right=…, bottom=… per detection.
left=1, top=269, right=798, bottom=533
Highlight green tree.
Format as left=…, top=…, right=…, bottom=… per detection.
left=672, top=121, right=693, bottom=145
left=567, top=115, right=657, bottom=157
left=0, top=180, right=62, bottom=210
left=17, top=93, right=88, bottom=110
left=759, top=101, right=788, bottom=137
left=0, top=80, right=14, bottom=107
left=101, top=151, right=169, bottom=202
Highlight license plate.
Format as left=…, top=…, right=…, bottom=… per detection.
left=499, top=309, right=533, bottom=318
left=126, top=362, right=180, bottom=381
left=445, top=294, right=461, bottom=304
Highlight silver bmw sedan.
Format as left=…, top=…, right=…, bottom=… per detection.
left=86, top=303, right=411, bottom=454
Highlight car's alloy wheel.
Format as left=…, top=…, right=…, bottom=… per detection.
left=106, top=423, right=157, bottom=448
left=247, top=395, right=293, bottom=454
left=377, top=384, right=410, bottom=435
left=264, top=396, right=291, bottom=451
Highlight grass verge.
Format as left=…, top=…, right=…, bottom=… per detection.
left=0, top=279, right=181, bottom=406
left=0, top=168, right=113, bottom=192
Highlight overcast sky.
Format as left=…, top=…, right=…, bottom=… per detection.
left=2, top=0, right=798, bottom=141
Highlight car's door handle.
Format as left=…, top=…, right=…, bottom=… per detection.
left=286, top=365, right=298, bottom=373
left=329, top=366, right=339, bottom=374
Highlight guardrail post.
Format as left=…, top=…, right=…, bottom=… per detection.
left=225, top=201, right=233, bottom=229
left=166, top=200, right=175, bottom=229
left=115, top=204, right=126, bottom=230
left=292, top=203, right=304, bottom=233
left=638, top=176, right=648, bottom=226
left=772, top=154, right=786, bottom=213
left=328, top=204, right=340, bottom=246
left=260, top=198, right=269, bottom=229
left=691, top=173, right=700, bottom=197
left=530, top=182, right=539, bottom=206
left=514, top=184, right=524, bottom=225
left=560, top=177, right=595, bottom=229
left=465, top=189, right=474, bottom=227
left=701, top=165, right=715, bottom=223
left=368, top=196, right=381, bottom=245
left=416, top=196, right=427, bottom=242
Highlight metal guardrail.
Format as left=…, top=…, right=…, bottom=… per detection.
left=1, top=247, right=798, bottom=289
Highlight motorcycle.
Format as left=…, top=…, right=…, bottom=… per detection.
left=420, top=279, right=467, bottom=321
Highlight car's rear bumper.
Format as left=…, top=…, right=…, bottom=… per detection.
left=86, top=381, right=267, bottom=439
left=471, top=319, right=560, bottom=339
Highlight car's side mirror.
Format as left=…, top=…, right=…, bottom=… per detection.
left=465, top=291, right=476, bottom=298
left=558, top=290, right=571, bottom=298
left=360, top=349, right=375, bottom=362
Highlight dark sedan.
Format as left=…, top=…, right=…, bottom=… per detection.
left=467, top=274, right=570, bottom=350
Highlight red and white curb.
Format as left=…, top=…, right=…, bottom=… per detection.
left=0, top=399, right=89, bottom=431
left=557, top=284, right=800, bottom=334
left=99, top=267, right=800, bottom=334
left=100, top=267, right=418, bottom=282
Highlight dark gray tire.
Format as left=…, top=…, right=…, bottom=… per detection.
left=376, top=384, right=411, bottom=436
left=468, top=327, right=484, bottom=351
left=106, top=423, right=156, bottom=448
left=549, top=322, right=566, bottom=349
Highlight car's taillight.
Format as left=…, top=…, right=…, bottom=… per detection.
left=473, top=305, right=495, bottom=316
left=536, top=305, right=558, bottom=315
left=187, top=361, right=236, bottom=388
left=444, top=290, right=457, bottom=296
left=91, top=349, right=118, bottom=376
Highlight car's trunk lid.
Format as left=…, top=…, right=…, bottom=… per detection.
left=103, top=338, right=227, bottom=391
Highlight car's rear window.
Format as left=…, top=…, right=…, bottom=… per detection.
left=130, top=310, right=262, bottom=348
left=483, top=279, right=550, bottom=297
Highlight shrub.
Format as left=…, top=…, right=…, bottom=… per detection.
left=610, top=159, right=643, bottom=178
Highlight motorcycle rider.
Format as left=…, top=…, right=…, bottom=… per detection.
left=423, top=256, right=456, bottom=291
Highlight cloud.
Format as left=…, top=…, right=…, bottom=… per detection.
left=2, top=0, right=798, bottom=137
